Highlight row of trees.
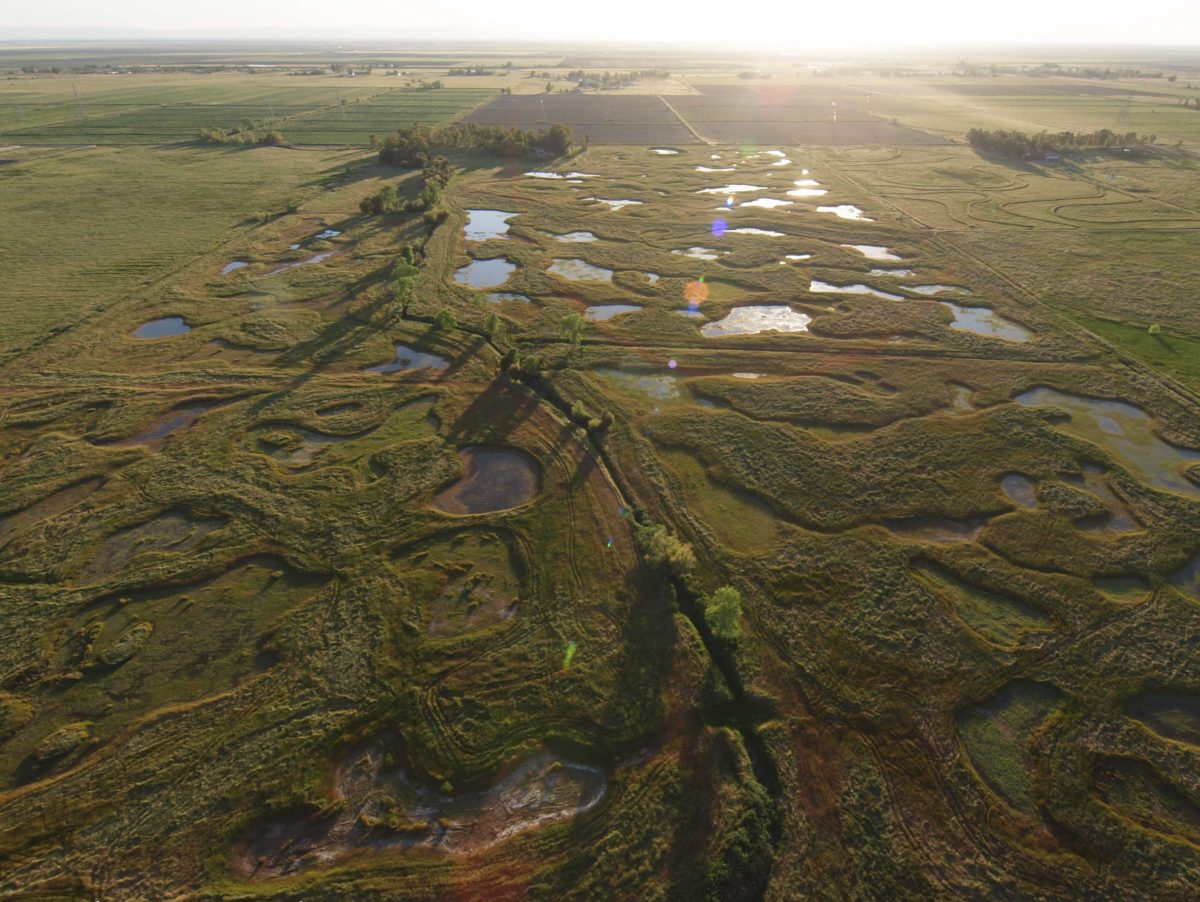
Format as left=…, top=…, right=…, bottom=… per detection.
left=966, top=127, right=1156, bottom=159
left=360, top=155, right=453, bottom=216
left=199, top=127, right=285, bottom=146
left=374, top=122, right=572, bottom=167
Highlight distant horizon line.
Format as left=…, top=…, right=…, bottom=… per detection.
left=1, top=29, right=1199, bottom=53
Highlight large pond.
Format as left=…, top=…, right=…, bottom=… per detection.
left=809, top=280, right=903, bottom=301
left=464, top=210, right=517, bottom=241
left=1014, top=388, right=1200, bottom=496
left=432, top=446, right=541, bottom=515
left=133, top=317, right=191, bottom=339
left=548, top=258, right=614, bottom=282
left=701, top=305, right=812, bottom=337
left=455, top=257, right=516, bottom=289
left=942, top=303, right=1032, bottom=342
left=366, top=344, right=450, bottom=373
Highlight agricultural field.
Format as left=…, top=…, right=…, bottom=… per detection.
left=464, top=93, right=697, bottom=144
left=2, top=47, right=1200, bottom=901
left=0, top=74, right=494, bottom=145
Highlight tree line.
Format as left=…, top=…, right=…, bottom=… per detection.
left=373, top=122, right=572, bottom=167
left=966, top=127, right=1157, bottom=159
left=199, top=127, right=285, bottom=146
left=359, top=155, right=452, bottom=218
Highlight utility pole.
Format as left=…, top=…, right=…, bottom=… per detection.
left=72, top=83, right=85, bottom=118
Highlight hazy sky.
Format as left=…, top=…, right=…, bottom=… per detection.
left=3, top=0, right=1199, bottom=48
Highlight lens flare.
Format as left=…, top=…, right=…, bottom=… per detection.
left=668, top=359, right=677, bottom=369
left=684, top=280, right=709, bottom=304
left=712, top=218, right=727, bottom=237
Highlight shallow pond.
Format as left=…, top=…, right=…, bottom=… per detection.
left=817, top=205, right=873, bottom=221
left=650, top=148, right=680, bottom=155
left=809, top=280, right=903, bottom=301
left=455, top=257, right=516, bottom=289
left=585, top=304, right=641, bottom=321
left=727, top=227, right=785, bottom=237
left=782, top=253, right=813, bottom=262
left=869, top=267, right=914, bottom=277
left=526, top=170, right=598, bottom=179
left=464, top=209, right=517, bottom=241
left=696, top=165, right=736, bottom=173
left=548, top=258, right=614, bottom=282
left=701, top=305, right=811, bottom=337
left=585, top=197, right=642, bottom=211
left=221, top=260, right=249, bottom=275
left=267, top=250, right=335, bottom=275
left=843, top=244, right=899, bottom=261
left=1171, top=553, right=1200, bottom=599
left=1000, top=473, right=1038, bottom=508
left=546, top=230, right=597, bottom=242
left=595, top=368, right=681, bottom=400
left=366, top=344, right=450, bottom=373
left=313, top=229, right=341, bottom=240
left=909, top=284, right=969, bottom=296
left=740, top=198, right=792, bottom=209
left=672, top=247, right=723, bottom=261
left=942, top=303, right=1032, bottom=342
left=786, top=187, right=828, bottom=198
left=698, top=184, right=767, bottom=195
left=432, top=446, right=541, bottom=515
left=115, top=401, right=215, bottom=447
left=133, top=317, right=190, bottom=339
left=646, top=272, right=660, bottom=284
left=487, top=292, right=531, bottom=304
left=1014, top=388, right=1200, bottom=496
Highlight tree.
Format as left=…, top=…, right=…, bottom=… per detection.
left=482, top=311, right=499, bottom=337
left=545, top=81, right=553, bottom=93
left=561, top=311, right=585, bottom=345
left=704, top=586, right=743, bottom=640
left=634, top=521, right=696, bottom=576
left=434, top=309, right=457, bottom=330
left=543, top=122, right=573, bottom=156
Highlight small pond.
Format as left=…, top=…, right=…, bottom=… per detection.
left=817, top=205, right=873, bottom=221
left=548, top=258, right=614, bottom=282
left=696, top=165, right=736, bottom=173
left=526, top=171, right=599, bottom=179
left=786, top=186, right=828, bottom=198
left=585, top=197, right=642, bottom=211
left=486, top=292, right=531, bottom=304
left=464, top=210, right=517, bottom=241
left=740, top=198, right=792, bottom=209
left=672, top=247, right=722, bottom=261
left=727, top=227, right=785, bottom=237
left=546, top=230, right=597, bottom=242
left=221, top=260, right=249, bottom=275
left=698, top=184, right=767, bottom=195
left=650, top=148, right=680, bottom=155
left=366, top=344, right=450, bottom=373
left=455, top=257, right=516, bottom=289
left=942, top=303, right=1032, bottom=342
left=133, top=317, right=191, bottom=339
left=1000, top=473, right=1038, bottom=508
left=809, top=280, right=903, bottom=301
left=843, top=244, right=899, bottom=261
left=909, top=284, right=969, bottom=296
left=585, top=304, right=641, bottom=321
left=432, top=446, right=541, bottom=515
